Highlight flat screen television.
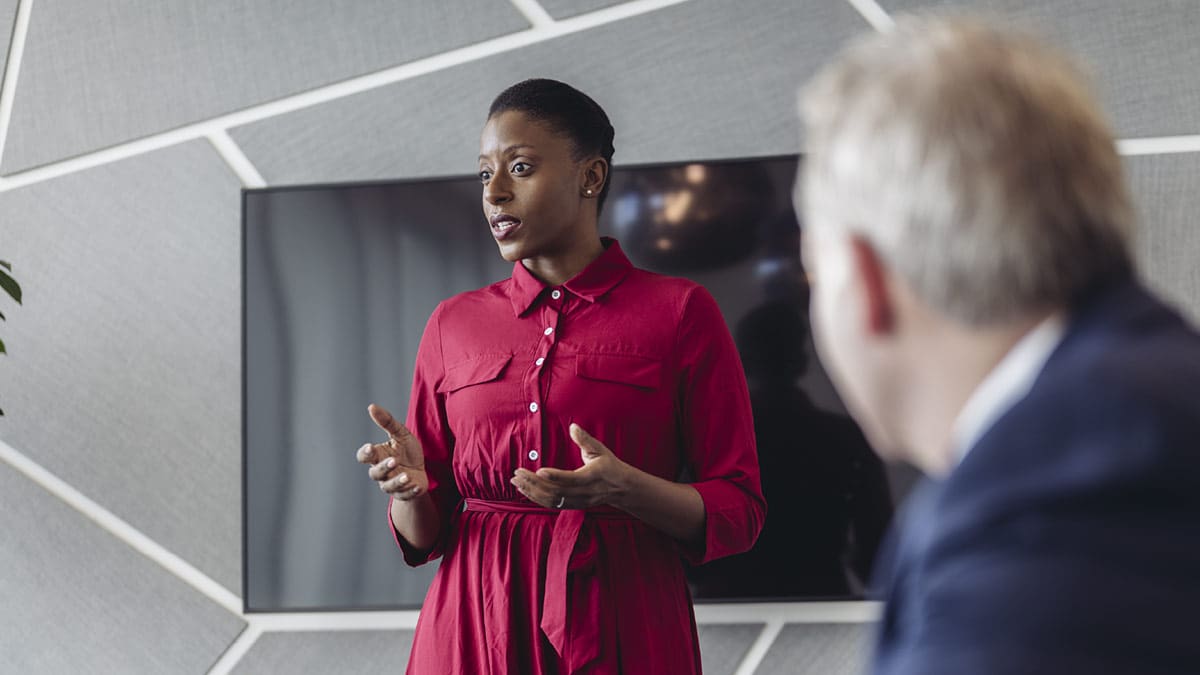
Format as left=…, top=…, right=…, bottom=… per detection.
left=242, top=154, right=919, bottom=612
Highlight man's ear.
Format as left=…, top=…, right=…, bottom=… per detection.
left=581, top=157, right=608, bottom=197
left=849, top=235, right=894, bottom=335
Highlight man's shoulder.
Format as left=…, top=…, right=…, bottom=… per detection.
left=1004, top=281, right=1200, bottom=451
left=933, top=281, right=1200, bottom=545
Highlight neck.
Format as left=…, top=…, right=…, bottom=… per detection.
left=522, top=234, right=605, bottom=286
left=898, top=311, right=1053, bottom=477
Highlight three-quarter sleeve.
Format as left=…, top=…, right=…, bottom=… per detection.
left=675, top=286, right=767, bottom=564
left=389, top=302, right=461, bottom=566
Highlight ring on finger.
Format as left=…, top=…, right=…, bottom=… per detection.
left=555, top=495, right=566, bottom=509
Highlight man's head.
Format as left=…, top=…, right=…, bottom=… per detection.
left=796, top=17, right=1135, bottom=469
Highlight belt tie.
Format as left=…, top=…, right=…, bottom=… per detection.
left=464, top=498, right=636, bottom=672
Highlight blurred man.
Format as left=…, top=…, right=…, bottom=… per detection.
left=796, top=16, right=1200, bottom=675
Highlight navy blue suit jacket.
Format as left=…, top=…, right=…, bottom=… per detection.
left=872, top=279, right=1200, bottom=675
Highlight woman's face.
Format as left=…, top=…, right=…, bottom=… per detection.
left=479, top=110, right=591, bottom=263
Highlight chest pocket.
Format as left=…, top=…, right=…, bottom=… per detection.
left=575, top=353, right=663, bottom=389
left=438, top=354, right=513, bottom=394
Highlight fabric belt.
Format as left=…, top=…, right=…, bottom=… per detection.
left=463, top=498, right=637, bottom=672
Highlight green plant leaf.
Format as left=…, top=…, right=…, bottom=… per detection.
left=0, top=308, right=5, bottom=321
left=0, top=266, right=20, bottom=304
left=0, top=336, right=5, bottom=353
left=0, top=260, right=10, bottom=270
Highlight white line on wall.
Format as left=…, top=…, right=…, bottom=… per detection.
left=0, top=0, right=36, bottom=166
left=709, top=601, right=880, bottom=674
left=734, top=620, right=786, bottom=675
left=207, top=130, right=268, bottom=188
left=253, top=610, right=422, bottom=632
left=0, top=0, right=693, bottom=194
left=1117, top=134, right=1200, bottom=156
left=0, top=438, right=243, bottom=615
left=203, top=611, right=422, bottom=674
left=0, top=0, right=1191, bottom=196
left=693, top=600, right=880, bottom=624
left=508, top=0, right=557, bottom=29
left=207, top=624, right=263, bottom=675
left=842, top=0, right=894, bottom=32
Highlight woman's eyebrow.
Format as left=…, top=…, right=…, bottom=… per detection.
left=479, top=144, right=536, bottom=160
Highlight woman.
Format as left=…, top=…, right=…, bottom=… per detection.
left=357, top=79, right=765, bottom=674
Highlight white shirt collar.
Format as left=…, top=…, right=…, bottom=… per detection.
left=951, top=314, right=1068, bottom=464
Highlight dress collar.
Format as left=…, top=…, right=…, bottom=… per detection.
left=508, top=237, right=633, bottom=316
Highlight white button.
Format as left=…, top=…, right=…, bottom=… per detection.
left=529, top=402, right=539, bottom=413
left=528, top=449, right=540, bottom=461
left=551, top=289, right=562, bottom=300
left=544, top=327, right=554, bottom=335
left=535, top=357, right=545, bottom=366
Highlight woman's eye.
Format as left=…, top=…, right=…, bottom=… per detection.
left=511, top=162, right=530, bottom=175
left=478, top=170, right=492, bottom=182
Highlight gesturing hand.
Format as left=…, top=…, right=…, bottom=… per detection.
left=356, top=403, right=429, bottom=500
left=511, top=423, right=632, bottom=510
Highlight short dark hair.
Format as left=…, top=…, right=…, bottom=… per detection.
left=488, top=78, right=616, bottom=214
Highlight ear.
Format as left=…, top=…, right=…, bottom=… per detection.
left=580, top=157, right=608, bottom=198
left=848, top=235, right=894, bottom=335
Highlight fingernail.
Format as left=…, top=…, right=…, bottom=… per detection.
left=387, top=458, right=396, bottom=468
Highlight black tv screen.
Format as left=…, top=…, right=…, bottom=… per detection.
left=243, top=154, right=918, bottom=612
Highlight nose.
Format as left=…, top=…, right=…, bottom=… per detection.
left=483, top=173, right=512, bottom=206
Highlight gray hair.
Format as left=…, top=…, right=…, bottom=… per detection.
left=798, top=16, right=1135, bottom=325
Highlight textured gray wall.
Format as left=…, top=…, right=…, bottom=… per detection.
left=1, top=1, right=1196, bottom=673
left=2, top=0, right=528, bottom=173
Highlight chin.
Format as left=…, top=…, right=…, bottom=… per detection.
left=494, top=238, right=528, bottom=263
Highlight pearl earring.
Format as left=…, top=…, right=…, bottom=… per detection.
left=585, top=189, right=593, bottom=195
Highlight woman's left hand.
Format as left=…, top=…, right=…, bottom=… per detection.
left=511, top=423, right=632, bottom=509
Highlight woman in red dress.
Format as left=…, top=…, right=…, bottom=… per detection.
left=357, top=79, right=765, bottom=674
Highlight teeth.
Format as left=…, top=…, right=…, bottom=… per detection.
left=494, top=220, right=516, bottom=231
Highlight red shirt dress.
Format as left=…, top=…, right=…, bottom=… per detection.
left=391, top=239, right=765, bottom=674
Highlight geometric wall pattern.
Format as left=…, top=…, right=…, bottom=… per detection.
left=2, top=1, right=1197, bottom=673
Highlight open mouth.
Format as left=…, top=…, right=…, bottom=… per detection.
left=490, top=214, right=522, bottom=240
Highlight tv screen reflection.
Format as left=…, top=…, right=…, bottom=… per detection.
left=242, top=155, right=917, bottom=612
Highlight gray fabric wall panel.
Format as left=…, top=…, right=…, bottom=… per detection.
left=698, top=623, right=766, bottom=675
left=878, top=0, right=1200, bottom=138
left=538, top=0, right=629, bottom=20
left=230, top=0, right=869, bottom=185
left=754, top=623, right=872, bottom=675
left=0, top=140, right=244, bottom=592
left=1, top=0, right=529, bottom=174
left=0, top=0, right=18, bottom=80
left=231, top=630, right=415, bottom=674
left=1126, top=152, right=1200, bottom=325
left=0, top=461, right=245, bottom=673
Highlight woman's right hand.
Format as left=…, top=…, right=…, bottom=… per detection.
left=357, top=403, right=430, bottom=500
